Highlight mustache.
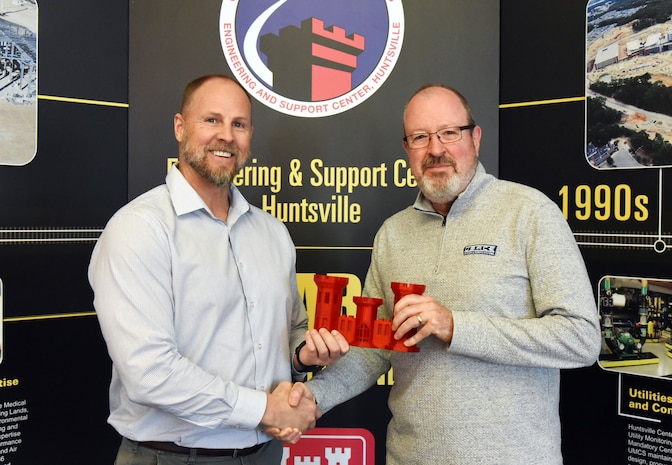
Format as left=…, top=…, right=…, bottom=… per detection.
left=207, top=143, right=240, bottom=156
left=422, top=156, right=456, bottom=170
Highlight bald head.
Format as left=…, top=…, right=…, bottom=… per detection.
left=403, top=84, right=475, bottom=134
left=180, top=74, right=251, bottom=115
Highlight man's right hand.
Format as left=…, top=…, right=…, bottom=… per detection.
left=261, top=381, right=321, bottom=443
left=285, top=380, right=310, bottom=408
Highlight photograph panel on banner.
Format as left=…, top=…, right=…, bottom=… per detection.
left=586, top=0, right=672, bottom=170
left=581, top=0, right=672, bottom=254
left=598, top=275, right=672, bottom=377
left=597, top=275, right=672, bottom=433
left=0, top=0, right=37, bottom=166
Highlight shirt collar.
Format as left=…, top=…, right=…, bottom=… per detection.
left=166, top=165, right=251, bottom=222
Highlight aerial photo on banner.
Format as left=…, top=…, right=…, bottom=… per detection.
left=0, top=0, right=37, bottom=166
left=586, top=0, right=672, bottom=169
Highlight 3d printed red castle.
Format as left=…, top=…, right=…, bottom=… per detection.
left=313, top=274, right=425, bottom=352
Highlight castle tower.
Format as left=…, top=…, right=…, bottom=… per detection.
left=352, top=296, right=383, bottom=348
left=390, top=282, right=426, bottom=352
left=313, top=274, right=349, bottom=331
left=260, top=17, right=365, bottom=101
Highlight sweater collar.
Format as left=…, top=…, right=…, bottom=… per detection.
left=413, top=162, right=493, bottom=216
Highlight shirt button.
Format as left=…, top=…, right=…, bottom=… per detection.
left=257, top=343, right=263, bottom=350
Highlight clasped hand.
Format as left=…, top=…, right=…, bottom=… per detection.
left=263, top=329, right=349, bottom=443
left=264, top=382, right=318, bottom=444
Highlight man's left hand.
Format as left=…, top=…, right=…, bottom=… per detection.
left=392, top=294, right=454, bottom=346
left=298, top=328, right=349, bottom=367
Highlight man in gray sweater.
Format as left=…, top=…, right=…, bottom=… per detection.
left=273, top=84, right=602, bottom=464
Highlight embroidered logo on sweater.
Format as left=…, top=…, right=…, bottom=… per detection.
left=463, top=244, right=497, bottom=256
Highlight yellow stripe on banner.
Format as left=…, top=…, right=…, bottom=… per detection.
left=4, top=312, right=97, bottom=323
left=600, top=357, right=660, bottom=368
left=36, top=95, right=587, bottom=110
left=38, top=95, right=129, bottom=108
left=499, top=96, right=586, bottom=109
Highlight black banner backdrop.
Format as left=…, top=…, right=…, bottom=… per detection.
left=0, top=0, right=669, bottom=464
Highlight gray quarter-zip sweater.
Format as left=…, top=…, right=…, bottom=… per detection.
left=307, top=162, right=601, bottom=465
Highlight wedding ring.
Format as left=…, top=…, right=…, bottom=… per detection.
left=417, top=315, right=423, bottom=325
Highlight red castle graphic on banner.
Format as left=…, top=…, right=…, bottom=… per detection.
left=261, top=18, right=365, bottom=101
left=219, top=0, right=405, bottom=117
left=283, top=428, right=375, bottom=465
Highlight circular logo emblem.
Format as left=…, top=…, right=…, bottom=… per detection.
left=220, top=0, right=404, bottom=118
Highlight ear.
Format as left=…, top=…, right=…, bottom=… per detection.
left=174, top=113, right=185, bottom=143
left=471, top=125, right=482, bottom=156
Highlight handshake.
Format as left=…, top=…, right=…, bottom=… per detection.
left=262, top=381, right=320, bottom=444
left=261, top=327, right=349, bottom=443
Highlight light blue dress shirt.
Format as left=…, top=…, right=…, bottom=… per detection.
left=89, top=166, right=308, bottom=448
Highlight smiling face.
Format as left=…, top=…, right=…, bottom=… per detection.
left=174, top=77, right=253, bottom=190
left=402, top=86, right=481, bottom=215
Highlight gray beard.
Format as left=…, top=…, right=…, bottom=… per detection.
left=418, top=171, right=464, bottom=204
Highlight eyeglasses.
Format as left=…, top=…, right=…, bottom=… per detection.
left=403, top=124, right=475, bottom=149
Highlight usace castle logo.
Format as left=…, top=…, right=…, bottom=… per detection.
left=219, top=0, right=404, bottom=118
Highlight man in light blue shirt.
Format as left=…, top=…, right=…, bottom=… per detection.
left=89, top=74, right=348, bottom=464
